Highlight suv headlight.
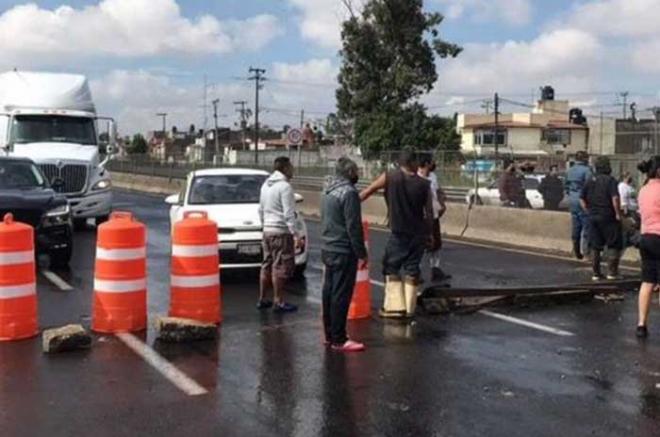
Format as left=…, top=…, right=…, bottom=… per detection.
left=42, top=204, right=71, bottom=227
left=92, top=179, right=112, bottom=191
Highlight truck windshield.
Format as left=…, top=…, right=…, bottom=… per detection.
left=10, top=115, right=97, bottom=145
left=0, top=160, right=46, bottom=189
left=188, top=175, right=267, bottom=205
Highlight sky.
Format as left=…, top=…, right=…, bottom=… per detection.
left=0, top=0, right=659, bottom=135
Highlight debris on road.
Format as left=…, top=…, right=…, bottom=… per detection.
left=42, top=324, right=92, bottom=353
left=155, top=316, right=218, bottom=343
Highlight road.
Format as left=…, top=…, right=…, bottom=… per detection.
left=1, top=189, right=658, bottom=437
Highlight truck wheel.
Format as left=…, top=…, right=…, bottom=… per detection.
left=50, top=246, right=73, bottom=269
left=96, top=215, right=110, bottom=227
left=73, top=218, right=88, bottom=231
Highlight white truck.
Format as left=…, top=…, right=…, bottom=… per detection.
left=0, top=71, right=116, bottom=228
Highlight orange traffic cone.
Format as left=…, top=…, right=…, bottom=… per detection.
left=169, top=211, right=221, bottom=324
left=92, top=212, right=147, bottom=333
left=348, top=221, right=371, bottom=320
left=0, top=213, right=38, bottom=341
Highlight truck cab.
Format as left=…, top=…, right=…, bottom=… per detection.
left=0, top=71, right=116, bottom=228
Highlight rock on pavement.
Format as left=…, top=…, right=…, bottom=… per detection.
left=155, top=316, right=218, bottom=343
left=42, top=324, right=92, bottom=353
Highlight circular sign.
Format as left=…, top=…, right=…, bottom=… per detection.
left=287, top=128, right=303, bottom=145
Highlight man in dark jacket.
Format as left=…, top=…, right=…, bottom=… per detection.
left=498, top=159, right=525, bottom=207
left=538, top=165, right=564, bottom=210
left=321, top=157, right=368, bottom=352
left=580, top=156, right=623, bottom=280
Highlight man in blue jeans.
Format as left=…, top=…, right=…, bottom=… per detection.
left=360, top=150, right=434, bottom=319
left=321, top=157, right=368, bottom=352
left=566, top=151, right=593, bottom=259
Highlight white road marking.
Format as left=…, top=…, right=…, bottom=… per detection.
left=479, top=310, right=575, bottom=337
left=116, top=332, right=208, bottom=396
left=41, top=269, right=73, bottom=291
left=370, top=279, right=385, bottom=288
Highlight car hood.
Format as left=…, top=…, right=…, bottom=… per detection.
left=11, top=142, right=98, bottom=165
left=185, top=203, right=262, bottom=229
left=0, top=188, right=64, bottom=210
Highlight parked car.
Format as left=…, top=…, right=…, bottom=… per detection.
left=0, top=156, right=73, bottom=267
left=165, top=168, right=308, bottom=276
left=465, top=174, right=568, bottom=210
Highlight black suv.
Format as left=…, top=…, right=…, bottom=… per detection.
left=0, top=157, right=73, bottom=267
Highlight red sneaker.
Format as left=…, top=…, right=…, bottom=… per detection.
left=331, top=340, right=365, bottom=352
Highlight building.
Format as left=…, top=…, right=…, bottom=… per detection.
left=588, top=117, right=659, bottom=156
left=457, top=88, right=588, bottom=161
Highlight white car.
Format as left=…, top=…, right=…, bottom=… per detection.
left=465, top=175, right=548, bottom=209
left=165, top=168, right=308, bottom=275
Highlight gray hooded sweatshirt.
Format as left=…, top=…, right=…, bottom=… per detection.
left=259, top=170, right=297, bottom=235
left=321, top=176, right=367, bottom=259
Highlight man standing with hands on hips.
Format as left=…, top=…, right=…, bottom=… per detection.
left=321, top=157, right=368, bottom=352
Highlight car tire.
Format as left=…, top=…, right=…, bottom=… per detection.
left=294, top=263, right=307, bottom=279
left=95, top=214, right=110, bottom=227
left=50, top=245, right=73, bottom=269
left=73, top=218, right=88, bottom=231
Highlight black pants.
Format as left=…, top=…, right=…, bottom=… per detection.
left=322, top=251, right=358, bottom=345
left=383, top=232, right=426, bottom=278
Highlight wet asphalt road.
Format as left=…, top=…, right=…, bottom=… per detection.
left=1, top=189, right=660, bottom=437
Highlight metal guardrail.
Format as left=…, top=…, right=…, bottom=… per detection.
left=108, top=159, right=470, bottom=203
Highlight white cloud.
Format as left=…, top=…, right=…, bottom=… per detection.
left=433, top=29, right=603, bottom=98
left=437, top=0, right=532, bottom=26
left=287, top=0, right=354, bottom=49
left=0, top=0, right=281, bottom=64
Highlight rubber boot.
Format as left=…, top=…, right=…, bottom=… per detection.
left=573, top=239, right=583, bottom=260
left=379, top=275, right=405, bottom=318
left=404, top=276, right=419, bottom=318
left=591, top=250, right=603, bottom=280
left=606, top=249, right=621, bottom=279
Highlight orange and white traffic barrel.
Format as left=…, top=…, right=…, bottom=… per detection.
left=0, top=213, right=38, bottom=341
left=92, top=211, right=147, bottom=333
left=348, top=221, right=371, bottom=320
left=169, top=211, right=221, bottom=324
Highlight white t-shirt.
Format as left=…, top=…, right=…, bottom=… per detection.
left=419, top=171, right=441, bottom=219
left=618, top=182, right=635, bottom=211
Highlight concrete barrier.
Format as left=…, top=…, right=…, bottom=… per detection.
left=112, top=171, right=640, bottom=263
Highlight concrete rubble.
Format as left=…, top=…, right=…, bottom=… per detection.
left=42, top=324, right=92, bottom=353
left=155, top=316, right=218, bottom=343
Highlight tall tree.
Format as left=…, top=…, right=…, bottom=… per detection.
left=336, top=0, right=461, bottom=157
left=129, top=134, right=148, bottom=155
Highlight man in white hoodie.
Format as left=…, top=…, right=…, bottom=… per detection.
left=258, top=157, right=299, bottom=312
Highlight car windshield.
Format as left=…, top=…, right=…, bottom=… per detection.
left=10, top=115, right=97, bottom=145
left=0, top=161, right=46, bottom=189
left=188, top=174, right=267, bottom=205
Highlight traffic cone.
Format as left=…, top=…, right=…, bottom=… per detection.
left=169, top=211, right=221, bottom=324
left=0, top=213, right=38, bottom=341
left=92, top=211, right=147, bottom=333
left=348, top=221, right=371, bottom=320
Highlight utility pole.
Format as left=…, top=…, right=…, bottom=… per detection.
left=156, top=113, right=167, bottom=135
left=619, top=91, right=629, bottom=119
left=300, top=109, right=305, bottom=128
left=203, top=74, right=209, bottom=133
left=249, top=67, right=266, bottom=165
left=212, top=98, right=220, bottom=158
left=494, top=93, right=500, bottom=161
left=233, top=100, right=249, bottom=150
left=599, top=111, right=604, bottom=155
left=653, top=107, right=660, bottom=154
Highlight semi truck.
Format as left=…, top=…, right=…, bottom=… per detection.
left=0, top=70, right=116, bottom=228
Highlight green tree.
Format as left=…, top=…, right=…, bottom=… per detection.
left=336, top=0, right=461, bottom=157
left=129, top=134, right=148, bottom=155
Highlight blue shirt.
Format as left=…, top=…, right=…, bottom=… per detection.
left=565, top=162, right=593, bottom=202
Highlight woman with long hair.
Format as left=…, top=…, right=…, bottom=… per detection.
left=636, top=156, right=660, bottom=338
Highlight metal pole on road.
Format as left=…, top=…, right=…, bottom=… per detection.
left=212, top=98, right=220, bottom=160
